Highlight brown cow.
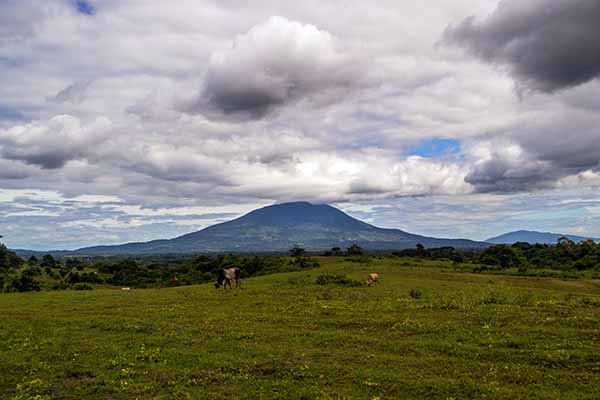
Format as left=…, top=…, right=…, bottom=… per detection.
left=366, top=273, right=380, bottom=286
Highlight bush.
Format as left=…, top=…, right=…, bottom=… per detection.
left=346, top=244, right=364, bottom=256
left=409, top=288, right=423, bottom=299
left=51, top=282, right=69, bottom=290
left=72, top=283, right=94, bottom=290
left=8, top=269, right=41, bottom=292
left=0, top=243, right=24, bottom=270
left=316, top=274, right=362, bottom=287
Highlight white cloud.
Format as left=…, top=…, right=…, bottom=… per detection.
left=0, top=115, right=112, bottom=168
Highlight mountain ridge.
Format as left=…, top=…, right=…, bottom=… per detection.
left=486, top=230, right=599, bottom=245
left=14, top=202, right=489, bottom=255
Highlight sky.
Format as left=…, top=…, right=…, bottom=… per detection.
left=1, top=0, right=599, bottom=250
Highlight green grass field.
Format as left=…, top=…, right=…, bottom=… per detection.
left=1, top=257, right=599, bottom=399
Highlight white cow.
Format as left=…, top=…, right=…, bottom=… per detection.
left=215, top=267, right=241, bottom=289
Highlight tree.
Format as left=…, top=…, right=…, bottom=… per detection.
left=28, top=255, right=38, bottom=265
left=289, top=246, right=306, bottom=258
left=0, top=243, right=23, bottom=271
left=480, top=245, right=521, bottom=269
left=9, top=269, right=41, bottom=292
left=40, top=254, right=57, bottom=269
left=346, top=244, right=364, bottom=256
left=415, top=243, right=428, bottom=257
left=66, top=258, right=85, bottom=271
left=557, top=236, right=575, bottom=248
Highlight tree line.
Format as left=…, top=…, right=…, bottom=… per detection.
left=394, top=238, right=600, bottom=272
left=3, top=236, right=599, bottom=293
left=0, top=242, right=319, bottom=292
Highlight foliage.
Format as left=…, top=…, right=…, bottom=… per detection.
left=346, top=244, right=364, bottom=256
left=395, top=239, right=600, bottom=273
left=0, top=243, right=23, bottom=271
left=72, top=282, right=94, bottom=290
left=315, top=273, right=362, bottom=287
left=40, top=254, right=57, bottom=269
left=288, top=246, right=306, bottom=258
left=7, top=269, right=41, bottom=292
left=0, top=253, right=319, bottom=292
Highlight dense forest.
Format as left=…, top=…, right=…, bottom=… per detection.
left=2, top=237, right=599, bottom=293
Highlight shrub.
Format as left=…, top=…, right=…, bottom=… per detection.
left=51, top=282, right=69, bottom=290
left=8, top=269, right=41, bottom=292
left=409, top=288, right=423, bottom=299
left=315, top=274, right=362, bottom=287
left=0, top=243, right=24, bottom=270
left=72, top=283, right=94, bottom=290
left=346, top=244, right=364, bottom=256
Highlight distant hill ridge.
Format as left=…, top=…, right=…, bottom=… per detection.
left=486, top=230, right=599, bottom=245
left=37, top=201, right=488, bottom=255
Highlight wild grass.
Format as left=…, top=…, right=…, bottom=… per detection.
left=1, top=256, right=599, bottom=399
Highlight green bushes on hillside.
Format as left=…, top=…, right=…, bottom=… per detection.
left=394, top=238, right=600, bottom=273
left=1, top=250, right=321, bottom=292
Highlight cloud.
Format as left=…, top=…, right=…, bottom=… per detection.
left=443, top=0, right=600, bottom=92
left=0, top=115, right=111, bottom=168
left=2, top=1, right=600, bottom=248
left=347, top=156, right=471, bottom=198
left=53, top=80, right=93, bottom=103
left=465, top=140, right=555, bottom=192
left=0, top=159, right=40, bottom=179
left=196, top=16, right=363, bottom=118
left=464, top=107, right=600, bottom=193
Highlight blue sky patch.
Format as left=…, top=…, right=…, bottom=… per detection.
left=408, top=138, right=461, bottom=158
left=75, top=1, right=96, bottom=15
left=0, top=105, right=25, bottom=122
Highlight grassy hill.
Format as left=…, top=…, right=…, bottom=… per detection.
left=1, top=257, right=599, bottom=399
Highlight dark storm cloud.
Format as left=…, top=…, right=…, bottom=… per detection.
left=465, top=154, right=556, bottom=192
left=465, top=111, right=600, bottom=193
left=196, top=16, right=363, bottom=118
left=443, top=0, right=600, bottom=92
left=2, top=150, right=72, bottom=169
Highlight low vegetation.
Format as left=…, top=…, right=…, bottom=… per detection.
left=3, top=238, right=600, bottom=294
left=1, top=249, right=318, bottom=293
left=1, top=254, right=600, bottom=399
left=392, top=238, right=600, bottom=273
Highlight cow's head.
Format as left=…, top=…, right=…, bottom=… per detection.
left=214, top=281, right=222, bottom=289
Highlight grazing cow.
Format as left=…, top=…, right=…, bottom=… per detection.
left=215, top=267, right=241, bottom=289
left=366, top=273, right=380, bottom=286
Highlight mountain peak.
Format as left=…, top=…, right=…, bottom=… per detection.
left=69, top=201, right=488, bottom=254
left=232, top=201, right=371, bottom=230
